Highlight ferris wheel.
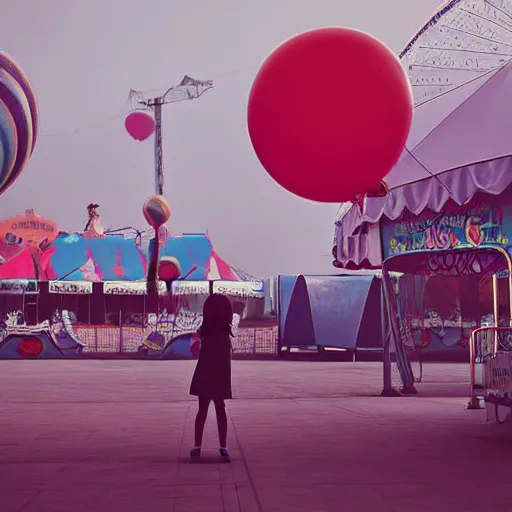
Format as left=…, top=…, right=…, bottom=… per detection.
left=401, top=0, right=512, bottom=105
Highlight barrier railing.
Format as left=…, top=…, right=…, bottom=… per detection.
left=468, top=326, right=512, bottom=412
left=231, top=327, right=278, bottom=355
left=482, top=351, right=512, bottom=423
left=73, top=324, right=278, bottom=356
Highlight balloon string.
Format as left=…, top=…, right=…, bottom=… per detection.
left=38, top=66, right=259, bottom=138
left=404, top=147, right=454, bottom=196
left=39, top=111, right=129, bottom=137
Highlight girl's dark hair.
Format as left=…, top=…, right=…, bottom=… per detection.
left=198, top=293, right=233, bottom=339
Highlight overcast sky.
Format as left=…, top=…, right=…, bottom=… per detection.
left=1, top=0, right=440, bottom=277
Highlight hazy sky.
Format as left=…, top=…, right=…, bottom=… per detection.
left=2, top=0, right=440, bottom=277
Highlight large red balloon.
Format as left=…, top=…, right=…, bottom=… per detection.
left=125, top=111, right=155, bottom=141
left=247, top=28, right=413, bottom=202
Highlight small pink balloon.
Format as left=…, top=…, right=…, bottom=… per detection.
left=125, top=111, right=155, bottom=141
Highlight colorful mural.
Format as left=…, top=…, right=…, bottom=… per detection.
left=0, top=307, right=277, bottom=359
left=382, top=202, right=511, bottom=259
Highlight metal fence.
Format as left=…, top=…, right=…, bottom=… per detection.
left=468, top=326, right=512, bottom=409
left=231, top=326, right=278, bottom=355
left=74, top=324, right=278, bottom=356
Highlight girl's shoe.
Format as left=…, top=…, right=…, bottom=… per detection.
left=219, top=447, right=229, bottom=458
left=190, top=448, right=201, bottom=458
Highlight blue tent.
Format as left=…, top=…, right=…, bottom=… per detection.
left=49, top=234, right=146, bottom=281
left=278, top=274, right=382, bottom=353
left=148, top=233, right=249, bottom=281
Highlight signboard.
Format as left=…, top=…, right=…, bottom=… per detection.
left=172, top=281, right=209, bottom=296
left=0, top=279, right=38, bottom=294
left=103, top=281, right=167, bottom=295
left=214, top=281, right=265, bottom=298
left=382, top=203, right=511, bottom=259
left=483, top=352, right=512, bottom=391
left=0, top=210, right=58, bottom=248
left=49, top=281, right=93, bottom=295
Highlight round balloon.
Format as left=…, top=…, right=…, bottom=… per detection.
left=247, top=27, right=413, bottom=202
left=0, top=52, right=38, bottom=153
left=0, top=69, right=33, bottom=190
left=159, top=256, right=182, bottom=281
left=125, top=111, right=155, bottom=141
left=143, top=195, right=171, bottom=228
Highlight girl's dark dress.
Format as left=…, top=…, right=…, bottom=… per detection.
left=189, top=331, right=232, bottom=400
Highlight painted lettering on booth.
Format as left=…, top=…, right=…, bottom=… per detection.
left=387, top=205, right=508, bottom=256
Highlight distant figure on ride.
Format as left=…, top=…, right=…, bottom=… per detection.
left=83, top=203, right=105, bottom=238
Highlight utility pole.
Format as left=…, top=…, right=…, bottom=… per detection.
left=130, top=76, right=213, bottom=195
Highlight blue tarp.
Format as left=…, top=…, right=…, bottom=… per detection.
left=0, top=225, right=252, bottom=283
left=278, top=275, right=298, bottom=336
left=279, top=274, right=382, bottom=350
left=50, top=234, right=145, bottom=281
left=151, top=235, right=212, bottom=281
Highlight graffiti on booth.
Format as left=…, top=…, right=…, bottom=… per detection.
left=386, top=205, right=509, bottom=256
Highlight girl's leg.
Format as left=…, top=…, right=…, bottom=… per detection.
left=213, top=399, right=228, bottom=448
left=194, top=397, right=210, bottom=447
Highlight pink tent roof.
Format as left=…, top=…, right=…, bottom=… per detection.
left=384, top=63, right=512, bottom=193
left=335, top=60, right=512, bottom=269
left=0, top=246, right=56, bottom=280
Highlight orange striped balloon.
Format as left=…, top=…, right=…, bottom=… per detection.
left=143, top=194, right=170, bottom=228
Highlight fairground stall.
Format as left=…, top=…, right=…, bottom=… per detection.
left=0, top=209, right=275, bottom=359
left=334, top=0, right=512, bottom=422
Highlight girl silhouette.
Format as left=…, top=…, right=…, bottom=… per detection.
left=189, top=293, right=233, bottom=458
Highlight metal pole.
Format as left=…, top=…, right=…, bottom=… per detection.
left=467, top=328, right=481, bottom=409
left=493, top=273, right=499, bottom=352
left=119, top=308, right=124, bottom=354
left=381, top=277, right=399, bottom=396
left=153, top=99, right=164, bottom=195
left=147, top=230, right=160, bottom=295
left=383, top=266, right=417, bottom=394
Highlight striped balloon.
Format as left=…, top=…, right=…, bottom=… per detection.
left=0, top=52, right=38, bottom=152
left=143, top=195, right=171, bottom=228
left=0, top=69, right=33, bottom=190
left=0, top=98, right=17, bottom=187
left=0, top=52, right=38, bottom=195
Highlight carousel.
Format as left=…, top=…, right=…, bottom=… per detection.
left=334, top=0, right=512, bottom=423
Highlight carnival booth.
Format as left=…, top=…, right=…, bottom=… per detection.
left=334, top=0, right=512, bottom=420
left=0, top=209, right=266, bottom=358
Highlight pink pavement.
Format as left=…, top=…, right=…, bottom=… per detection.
left=0, top=361, right=510, bottom=512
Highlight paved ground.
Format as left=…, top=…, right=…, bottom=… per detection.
left=0, top=360, right=511, bottom=512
